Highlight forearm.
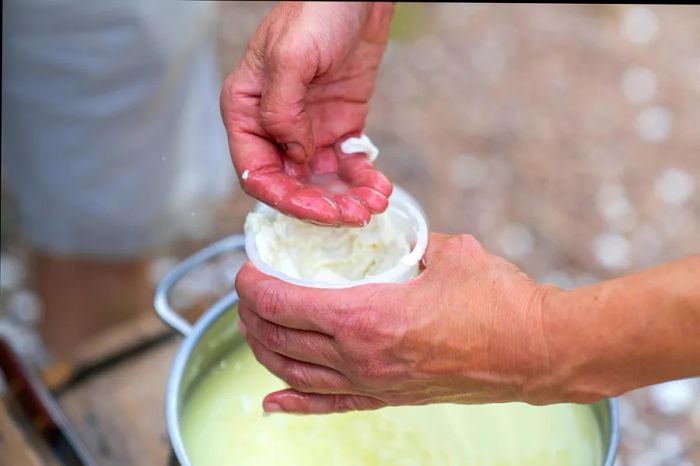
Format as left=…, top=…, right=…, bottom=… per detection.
left=539, top=255, right=700, bottom=404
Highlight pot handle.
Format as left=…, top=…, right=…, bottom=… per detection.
left=153, top=234, right=246, bottom=336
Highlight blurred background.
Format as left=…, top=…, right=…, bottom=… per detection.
left=1, top=3, right=698, bottom=465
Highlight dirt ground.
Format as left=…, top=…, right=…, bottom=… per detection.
left=1, top=3, right=698, bottom=465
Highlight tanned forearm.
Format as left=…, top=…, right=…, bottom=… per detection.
left=541, top=255, right=700, bottom=403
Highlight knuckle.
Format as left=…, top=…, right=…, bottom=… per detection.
left=332, top=396, right=380, bottom=413
left=361, top=359, right=386, bottom=381
left=261, top=323, right=285, bottom=351
left=221, top=72, right=247, bottom=109
left=220, top=76, right=233, bottom=106
left=336, top=317, right=402, bottom=360
left=260, top=104, right=304, bottom=129
left=331, top=395, right=354, bottom=413
left=355, top=363, right=375, bottom=381
left=269, top=41, right=305, bottom=66
left=358, top=311, right=402, bottom=348
left=335, top=305, right=382, bottom=340
left=284, top=366, right=312, bottom=391
left=347, top=355, right=384, bottom=387
left=221, top=72, right=238, bottom=98
left=255, top=282, right=284, bottom=319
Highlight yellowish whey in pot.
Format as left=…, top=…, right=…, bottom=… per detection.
left=180, top=343, right=604, bottom=466
left=245, top=210, right=410, bottom=283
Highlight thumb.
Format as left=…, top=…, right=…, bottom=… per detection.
left=263, top=389, right=386, bottom=414
left=260, top=48, right=315, bottom=163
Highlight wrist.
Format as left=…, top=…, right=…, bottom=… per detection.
left=525, top=284, right=616, bottom=405
left=518, top=284, right=567, bottom=405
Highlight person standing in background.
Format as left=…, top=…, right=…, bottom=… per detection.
left=2, top=1, right=232, bottom=361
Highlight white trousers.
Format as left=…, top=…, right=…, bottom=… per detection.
left=2, top=0, right=233, bottom=256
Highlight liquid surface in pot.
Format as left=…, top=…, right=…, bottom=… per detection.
left=181, top=344, right=603, bottom=466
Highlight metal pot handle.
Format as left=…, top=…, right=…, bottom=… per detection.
left=153, top=234, right=246, bottom=336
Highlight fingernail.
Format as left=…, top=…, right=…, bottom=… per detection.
left=283, top=142, right=307, bottom=162
left=264, top=401, right=283, bottom=413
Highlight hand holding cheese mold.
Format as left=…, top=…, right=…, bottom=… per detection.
left=239, top=191, right=559, bottom=414
left=239, top=183, right=700, bottom=415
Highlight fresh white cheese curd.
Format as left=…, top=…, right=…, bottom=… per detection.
left=244, top=210, right=410, bottom=284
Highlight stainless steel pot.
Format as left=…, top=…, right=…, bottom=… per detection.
left=154, top=234, right=620, bottom=466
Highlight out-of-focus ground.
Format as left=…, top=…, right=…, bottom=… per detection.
left=1, top=3, right=698, bottom=465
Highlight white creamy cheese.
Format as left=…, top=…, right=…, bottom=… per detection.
left=340, top=134, right=379, bottom=162
left=244, top=209, right=410, bottom=283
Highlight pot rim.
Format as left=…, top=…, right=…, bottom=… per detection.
left=604, top=397, right=620, bottom=466
left=166, top=290, right=239, bottom=466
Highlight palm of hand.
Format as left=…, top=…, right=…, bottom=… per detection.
left=222, top=3, right=394, bottom=226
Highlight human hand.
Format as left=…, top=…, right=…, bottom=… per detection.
left=221, top=2, right=394, bottom=226
left=235, top=233, right=560, bottom=414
